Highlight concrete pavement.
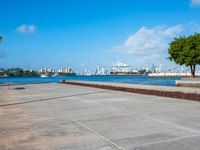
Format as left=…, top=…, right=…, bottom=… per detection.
left=61, top=80, right=200, bottom=101
left=1, top=83, right=200, bottom=150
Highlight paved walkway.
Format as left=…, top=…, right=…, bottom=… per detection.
left=62, top=80, right=200, bottom=94
left=62, top=80, right=200, bottom=101
left=1, top=83, right=200, bottom=150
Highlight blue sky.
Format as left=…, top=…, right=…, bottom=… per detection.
left=0, top=0, right=200, bottom=71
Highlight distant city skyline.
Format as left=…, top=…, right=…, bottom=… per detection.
left=0, top=0, right=200, bottom=72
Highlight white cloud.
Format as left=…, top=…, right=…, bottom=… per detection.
left=191, top=0, right=200, bottom=6
left=16, top=24, right=36, bottom=34
left=109, top=22, right=200, bottom=67
left=112, top=25, right=183, bottom=55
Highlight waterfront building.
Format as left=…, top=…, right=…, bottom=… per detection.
left=151, top=64, right=156, bottom=72
left=39, top=67, right=54, bottom=74
left=94, top=66, right=110, bottom=75
left=83, top=69, right=92, bottom=76
left=58, top=67, right=73, bottom=74
left=94, top=66, right=101, bottom=75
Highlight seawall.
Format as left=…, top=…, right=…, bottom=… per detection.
left=61, top=80, right=200, bottom=101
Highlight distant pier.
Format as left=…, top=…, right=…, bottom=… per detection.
left=148, top=72, right=200, bottom=78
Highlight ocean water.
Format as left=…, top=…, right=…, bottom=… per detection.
left=0, top=75, right=180, bottom=86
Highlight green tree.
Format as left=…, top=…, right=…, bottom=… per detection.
left=168, top=33, right=200, bottom=77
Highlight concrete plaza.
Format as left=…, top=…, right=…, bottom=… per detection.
left=1, top=83, right=200, bottom=150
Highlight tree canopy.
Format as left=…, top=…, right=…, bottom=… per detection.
left=168, top=33, right=200, bottom=77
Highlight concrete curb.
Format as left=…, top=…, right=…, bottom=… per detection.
left=61, top=80, right=200, bottom=101
left=176, top=80, right=200, bottom=88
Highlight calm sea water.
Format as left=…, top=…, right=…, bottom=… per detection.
left=0, top=75, right=180, bottom=86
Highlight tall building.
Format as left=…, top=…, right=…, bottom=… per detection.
left=39, top=67, right=54, bottom=74
left=58, top=67, right=73, bottom=73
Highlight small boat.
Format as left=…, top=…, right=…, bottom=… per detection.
left=52, top=73, right=59, bottom=77
left=40, top=74, right=48, bottom=78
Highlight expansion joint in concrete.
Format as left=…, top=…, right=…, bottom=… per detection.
left=45, top=102, right=123, bottom=150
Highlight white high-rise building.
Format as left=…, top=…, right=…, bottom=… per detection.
left=58, top=67, right=72, bottom=73
left=39, top=67, right=54, bottom=73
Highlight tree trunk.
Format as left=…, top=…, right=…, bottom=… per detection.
left=190, top=65, right=196, bottom=78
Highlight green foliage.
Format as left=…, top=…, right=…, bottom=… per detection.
left=0, top=68, right=6, bottom=75
left=7, top=68, right=24, bottom=76
left=0, top=68, right=39, bottom=77
left=138, top=69, right=146, bottom=74
left=168, top=33, right=200, bottom=77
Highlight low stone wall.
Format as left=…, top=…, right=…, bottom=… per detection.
left=61, top=80, right=200, bottom=101
left=176, top=80, right=200, bottom=88
left=148, top=73, right=200, bottom=78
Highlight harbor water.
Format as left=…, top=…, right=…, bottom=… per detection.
left=0, top=75, right=180, bottom=86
